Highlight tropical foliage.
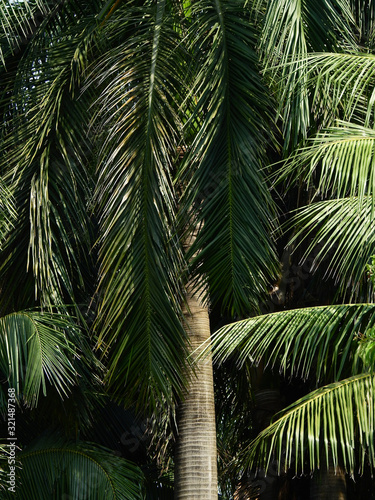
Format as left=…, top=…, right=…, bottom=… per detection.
left=1, top=0, right=375, bottom=498
left=0, top=0, right=276, bottom=496
left=210, top=0, right=375, bottom=497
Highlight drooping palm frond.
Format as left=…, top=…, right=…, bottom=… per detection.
left=245, top=373, right=375, bottom=476
left=287, top=196, right=375, bottom=298
left=0, top=0, right=54, bottom=64
left=211, top=303, right=375, bottom=383
left=259, top=0, right=309, bottom=149
left=258, top=0, right=355, bottom=149
left=0, top=0, right=102, bottom=312
left=179, top=0, right=278, bottom=315
left=303, top=51, right=375, bottom=127
left=277, top=122, right=375, bottom=207
left=0, top=180, right=16, bottom=244
left=0, top=438, right=143, bottom=499
left=90, top=0, right=188, bottom=408
left=349, top=0, right=375, bottom=47
left=0, top=310, right=87, bottom=408
left=259, top=0, right=355, bottom=65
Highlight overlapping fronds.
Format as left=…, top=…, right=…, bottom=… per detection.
left=0, top=438, right=143, bottom=499
left=277, top=122, right=375, bottom=206
left=288, top=197, right=375, bottom=297
left=211, top=303, right=375, bottom=383
left=179, top=0, right=278, bottom=315
left=258, top=0, right=355, bottom=149
left=0, top=0, right=101, bottom=311
left=304, top=51, right=375, bottom=127
left=91, top=0, right=188, bottom=408
left=0, top=310, right=84, bottom=407
left=0, top=0, right=53, bottom=64
left=349, top=0, right=375, bottom=46
left=211, top=302, right=375, bottom=474
left=259, top=0, right=309, bottom=148
left=259, top=0, right=354, bottom=65
left=0, top=180, right=16, bottom=244
left=246, top=373, right=375, bottom=476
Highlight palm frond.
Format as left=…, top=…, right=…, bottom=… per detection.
left=211, top=303, right=375, bottom=383
left=258, top=0, right=355, bottom=149
left=0, top=0, right=52, bottom=64
left=90, top=1, right=188, bottom=408
left=179, top=0, right=278, bottom=315
left=277, top=121, right=375, bottom=207
left=356, top=326, right=375, bottom=369
left=259, top=0, right=355, bottom=66
left=0, top=1, right=100, bottom=311
left=0, top=438, right=143, bottom=499
left=0, top=179, right=16, bottom=244
left=246, top=373, right=375, bottom=476
left=349, top=0, right=375, bottom=47
left=288, top=196, right=375, bottom=298
left=304, top=51, right=375, bottom=127
left=259, top=0, right=309, bottom=148
left=0, top=310, right=84, bottom=407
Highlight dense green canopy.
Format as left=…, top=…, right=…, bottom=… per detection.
left=0, top=0, right=375, bottom=498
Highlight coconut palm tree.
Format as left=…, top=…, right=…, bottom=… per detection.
left=89, top=1, right=281, bottom=497
left=5, top=0, right=372, bottom=497
left=0, top=0, right=279, bottom=497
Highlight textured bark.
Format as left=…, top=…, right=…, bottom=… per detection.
left=174, top=286, right=218, bottom=499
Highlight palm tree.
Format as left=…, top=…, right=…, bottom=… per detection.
left=7, top=1, right=373, bottom=497
left=0, top=0, right=160, bottom=496
left=90, top=1, right=279, bottom=497
left=211, top=0, right=375, bottom=497
left=0, top=0, right=278, bottom=497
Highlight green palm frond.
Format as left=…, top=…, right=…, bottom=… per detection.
left=246, top=373, right=375, bottom=476
left=91, top=1, right=188, bottom=408
left=349, top=0, right=375, bottom=47
left=180, top=0, right=278, bottom=315
left=0, top=310, right=84, bottom=407
left=277, top=122, right=375, bottom=206
left=0, top=0, right=53, bottom=63
left=304, top=51, right=375, bottom=127
left=0, top=1, right=101, bottom=311
left=259, top=0, right=354, bottom=66
left=258, top=0, right=355, bottom=149
left=0, top=438, right=143, bottom=499
left=356, top=326, right=375, bottom=369
left=0, top=179, right=16, bottom=244
left=288, top=196, right=375, bottom=298
left=0, top=0, right=103, bottom=66
left=260, top=0, right=309, bottom=149
left=211, top=303, right=375, bottom=383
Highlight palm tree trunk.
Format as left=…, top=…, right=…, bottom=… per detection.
left=174, top=284, right=218, bottom=499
